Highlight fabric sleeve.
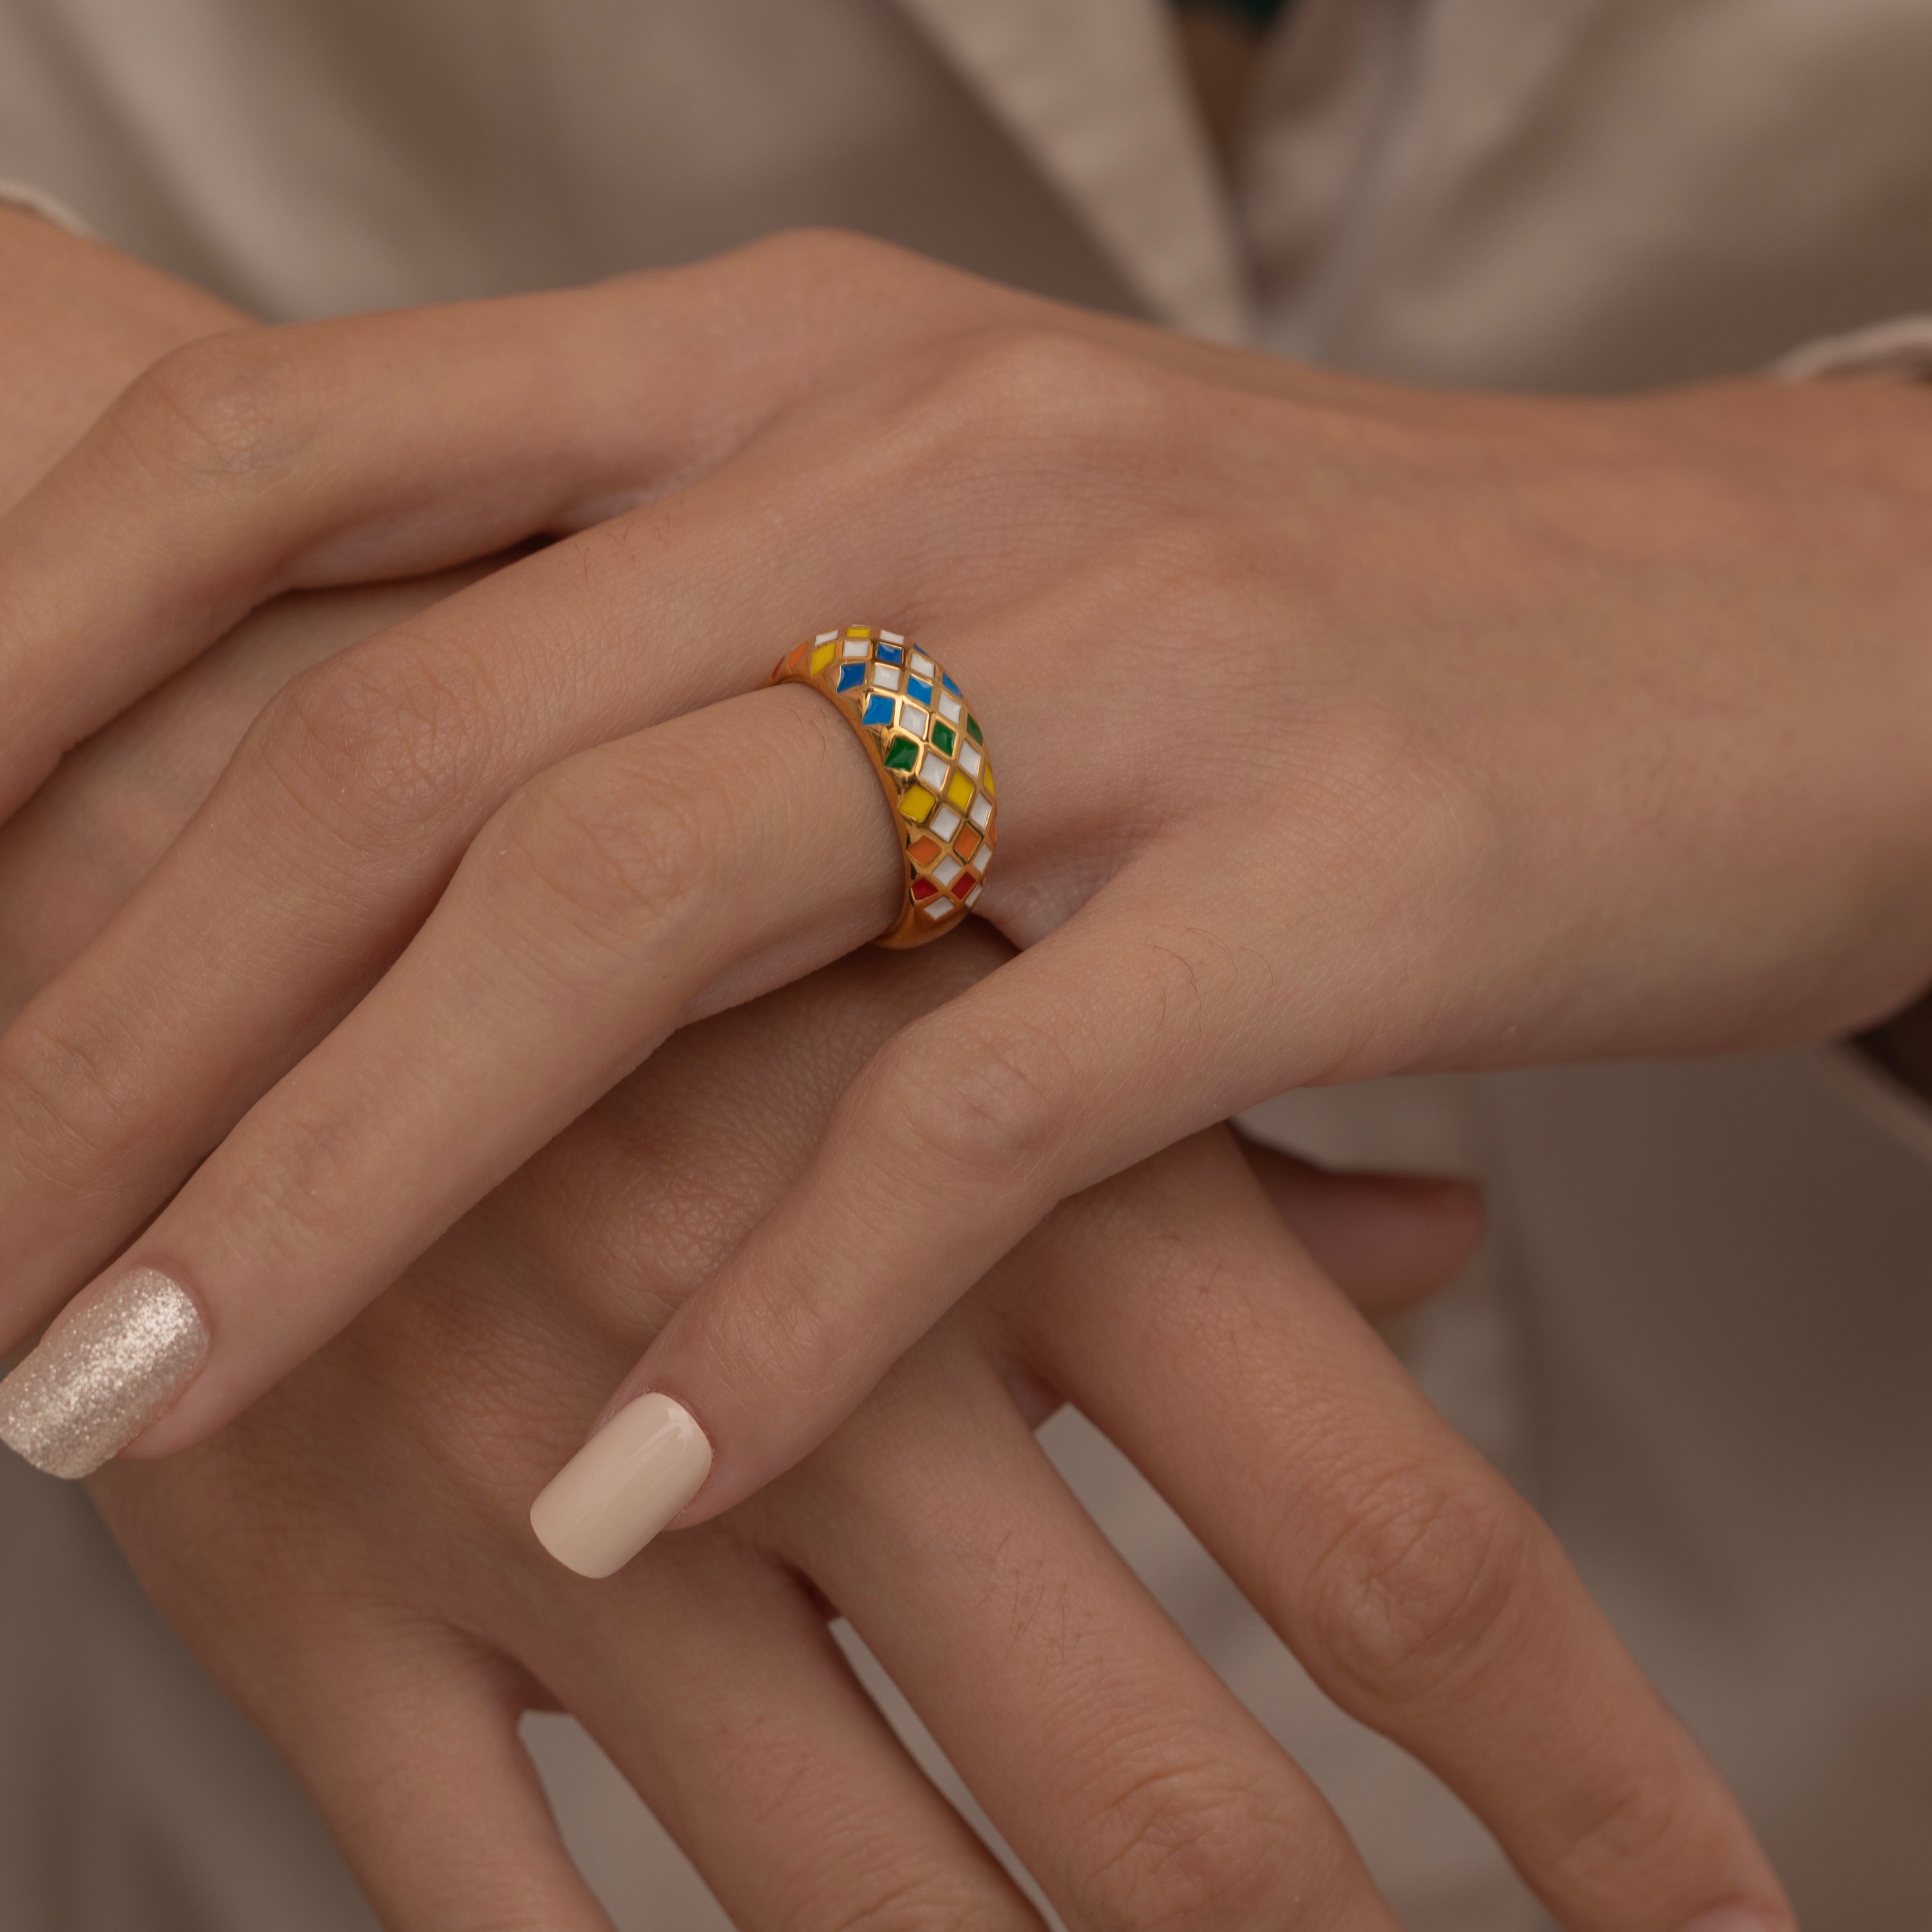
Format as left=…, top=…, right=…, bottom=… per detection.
left=0, top=180, right=95, bottom=239
left=1773, top=316, right=1932, bottom=382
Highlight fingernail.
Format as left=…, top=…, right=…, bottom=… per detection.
left=1685, top=1909, right=1786, bottom=1932
left=530, top=1392, right=713, bottom=1579
left=0, top=1268, right=208, bottom=1479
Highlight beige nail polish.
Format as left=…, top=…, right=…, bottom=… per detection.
left=0, top=1268, right=208, bottom=1479
left=530, top=1392, right=713, bottom=1579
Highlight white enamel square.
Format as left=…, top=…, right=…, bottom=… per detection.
left=918, top=751, right=950, bottom=791
left=923, top=900, right=951, bottom=920
left=958, top=742, right=982, bottom=779
left=968, top=793, right=992, bottom=830
left=930, top=805, right=963, bottom=840
left=817, top=631, right=838, bottom=645
left=910, top=652, right=935, bottom=676
left=880, top=630, right=905, bottom=644
left=964, top=883, right=982, bottom=906
left=899, top=702, right=928, bottom=740
left=842, top=637, right=869, bottom=659
left=872, top=664, right=901, bottom=692
left=937, top=692, right=963, bottom=724
left=934, top=854, right=964, bottom=888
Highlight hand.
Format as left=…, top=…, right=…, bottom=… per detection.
left=0, top=212, right=1789, bottom=1932
left=4, top=603, right=1522, bottom=1932
left=15, top=643, right=1787, bottom=1932
left=0, top=333, right=1787, bottom=1924
left=4, top=229, right=1928, bottom=1557
left=93, top=994, right=1612, bottom=1932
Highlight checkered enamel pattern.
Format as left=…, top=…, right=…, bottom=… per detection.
left=772, top=625, right=997, bottom=949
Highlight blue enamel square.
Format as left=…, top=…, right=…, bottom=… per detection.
left=836, top=663, right=866, bottom=693
left=906, top=675, right=933, bottom=705
left=862, top=693, right=896, bottom=728
left=941, top=673, right=961, bottom=695
left=875, top=644, right=904, bottom=666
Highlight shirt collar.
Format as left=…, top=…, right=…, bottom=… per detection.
left=893, top=0, right=1256, bottom=342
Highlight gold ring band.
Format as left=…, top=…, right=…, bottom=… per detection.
left=773, top=625, right=997, bottom=949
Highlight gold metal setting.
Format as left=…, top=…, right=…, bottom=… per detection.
left=773, top=626, right=997, bottom=949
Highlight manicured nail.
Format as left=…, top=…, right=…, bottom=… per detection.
left=0, top=1268, right=208, bottom=1479
left=530, top=1392, right=713, bottom=1579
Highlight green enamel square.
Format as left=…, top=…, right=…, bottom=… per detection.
left=965, top=715, right=983, bottom=745
left=931, top=721, right=956, bottom=756
left=883, top=735, right=920, bottom=772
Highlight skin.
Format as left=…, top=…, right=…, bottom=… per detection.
left=0, top=229, right=1926, bottom=1553
left=0, top=208, right=1793, bottom=1928
left=11, top=633, right=1773, bottom=1932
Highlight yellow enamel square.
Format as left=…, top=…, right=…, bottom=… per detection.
left=899, top=786, right=936, bottom=822
left=945, top=772, right=976, bottom=812
left=809, top=642, right=836, bottom=675
left=846, top=625, right=872, bottom=639
left=982, top=768, right=995, bottom=798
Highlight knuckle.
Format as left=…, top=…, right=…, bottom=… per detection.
left=863, top=1007, right=1075, bottom=1188
left=214, top=1103, right=370, bottom=1248
left=728, top=224, right=906, bottom=296
left=1299, top=1461, right=1538, bottom=1705
left=114, top=330, right=316, bottom=485
left=0, top=1006, right=149, bottom=1188
left=1074, top=1749, right=1318, bottom=1930
left=487, top=750, right=718, bottom=946
left=925, top=327, right=1174, bottom=455
left=1539, top=1772, right=1717, bottom=1911
left=704, top=1257, right=853, bottom=1416
left=848, top=326, right=1178, bottom=509
left=1131, top=513, right=1271, bottom=633
left=251, top=646, right=492, bottom=852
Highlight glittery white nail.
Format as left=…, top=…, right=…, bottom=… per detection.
left=0, top=1269, right=208, bottom=1479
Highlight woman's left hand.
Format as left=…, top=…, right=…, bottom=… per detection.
left=3, top=229, right=1930, bottom=1539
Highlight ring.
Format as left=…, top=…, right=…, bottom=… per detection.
left=772, top=625, right=997, bottom=949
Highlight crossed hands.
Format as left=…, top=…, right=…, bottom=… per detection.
left=5, top=200, right=1908, bottom=1926
left=8, top=568, right=1766, bottom=1932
